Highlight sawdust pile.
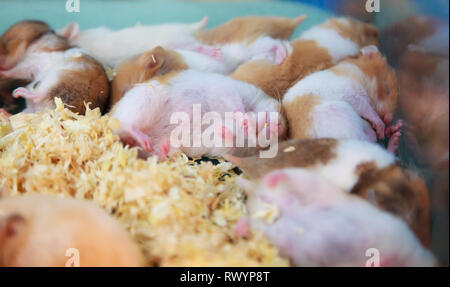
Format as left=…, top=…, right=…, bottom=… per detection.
left=0, top=98, right=288, bottom=267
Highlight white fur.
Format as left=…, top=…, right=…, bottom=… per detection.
left=244, top=168, right=436, bottom=267
left=299, top=26, right=359, bottom=62
left=221, top=36, right=291, bottom=68
left=283, top=64, right=382, bottom=141
left=176, top=49, right=233, bottom=74
left=308, top=100, right=376, bottom=142
left=68, top=21, right=206, bottom=67
left=310, top=140, right=395, bottom=191
left=4, top=36, right=92, bottom=112
left=283, top=69, right=367, bottom=104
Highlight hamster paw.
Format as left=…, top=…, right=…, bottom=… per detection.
left=158, top=137, right=170, bottom=161
left=372, top=119, right=386, bottom=140
left=130, top=125, right=154, bottom=153
left=385, top=120, right=403, bottom=138
left=12, top=87, right=42, bottom=102
left=387, top=129, right=402, bottom=154
left=256, top=112, right=281, bottom=138
left=263, top=171, right=290, bottom=188
left=386, top=120, right=403, bottom=154
left=195, top=45, right=223, bottom=60
left=215, top=125, right=235, bottom=146
left=233, top=216, right=250, bottom=237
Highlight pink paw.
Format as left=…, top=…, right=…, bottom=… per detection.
left=263, top=171, right=290, bottom=188
left=196, top=45, right=222, bottom=60
left=234, top=111, right=253, bottom=135
left=233, top=216, right=250, bottom=237
left=12, top=87, right=38, bottom=101
left=158, top=137, right=171, bottom=161
left=385, top=120, right=403, bottom=138
left=372, top=119, right=386, bottom=140
left=386, top=120, right=403, bottom=154
left=216, top=125, right=234, bottom=141
left=130, top=126, right=153, bottom=153
left=256, top=112, right=281, bottom=137
left=387, top=130, right=402, bottom=154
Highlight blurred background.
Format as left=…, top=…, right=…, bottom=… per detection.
left=0, top=0, right=448, bottom=265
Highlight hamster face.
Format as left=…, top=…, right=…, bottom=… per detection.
left=367, top=52, right=399, bottom=125
left=352, top=47, right=399, bottom=125
left=0, top=21, right=52, bottom=70
left=111, top=46, right=187, bottom=107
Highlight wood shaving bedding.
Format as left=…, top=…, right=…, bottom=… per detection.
left=0, top=98, right=288, bottom=267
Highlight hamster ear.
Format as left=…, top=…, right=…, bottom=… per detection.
left=361, top=45, right=380, bottom=59
left=0, top=214, right=25, bottom=240
left=58, top=23, right=79, bottom=40
left=144, top=46, right=166, bottom=70
left=293, top=14, right=307, bottom=26
left=192, top=16, right=208, bottom=31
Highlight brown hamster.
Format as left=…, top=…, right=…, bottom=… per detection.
left=196, top=14, right=307, bottom=45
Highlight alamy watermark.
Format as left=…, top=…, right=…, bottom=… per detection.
left=65, top=248, right=80, bottom=267
left=365, top=248, right=381, bottom=267
left=66, top=0, right=80, bottom=13
left=365, top=0, right=380, bottom=13
left=169, top=105, right=280, bottom=158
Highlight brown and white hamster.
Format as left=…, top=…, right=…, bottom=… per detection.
left=282, top=45, right=400, bottom=152
left=0, top=20, right=110, bottom=115
left=236, top=168, right=435, bottom=266
left=226, top=138, right=431, bottom=247
left=231, top=17, right=380, bottom=100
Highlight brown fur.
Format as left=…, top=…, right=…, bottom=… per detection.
left=381, top=16, right=437, bottom=67
left=345, top=51, right=399, bottom=124
left=351, top=164, right=432, bottom=248
left=196, top=15, right=306, bottom=45
left=231, top=18, right=380, bottom=101
left=398, top=50, right=449, bottom=166
left=226, top=138, right=338, bottom=179
left=110, top=46, right=188, bottom=108
left=284, top=94, right=320, bottom=139
left=48, top=55, right=110, bottom=115
left=322, top=18, right=379, bottom=48
left=0, top=20, right=52, bottom=70
left=232, top=39, right=333, bottom=100
left=0, top=195, right=143, bottom=267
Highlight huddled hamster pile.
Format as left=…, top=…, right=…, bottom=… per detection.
left=0, top=15, right=437, bottom=266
